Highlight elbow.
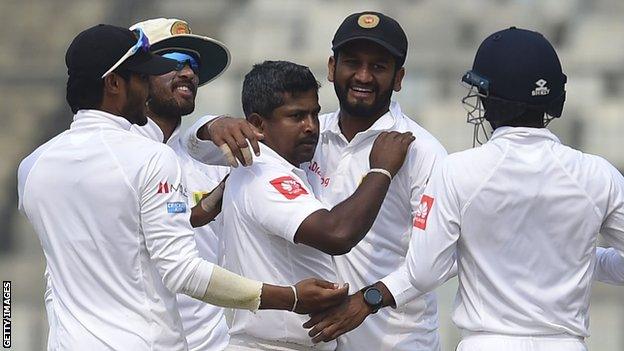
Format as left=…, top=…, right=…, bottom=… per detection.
left=324, top=232, right=358, bottom=255
left=407, top=261, right=437, bottom=293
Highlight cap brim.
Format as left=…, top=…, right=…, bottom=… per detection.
left=332, top=36, right=404, bottom=59
left=151, top=34, right=230, bottom=86
left=122, top=52, right=179, bottom=76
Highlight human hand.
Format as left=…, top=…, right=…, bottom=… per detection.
left=369, top=131, right=415, bottom=177
left=293, top=279, right=349, bottom=314
left=198, top=116, right=264, bottom=167
left=303, top=291, right=371, bottom=343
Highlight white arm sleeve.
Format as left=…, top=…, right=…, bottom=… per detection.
left=139, top=147, right=215, bottom=297
left=200, top=265, right=263, bottom=311
left=594, top=247, right=624, bottom=285
left=381, top=140, right=449, bottom=307
left=597, top=162, right=624, bottom=283
left=407, top=161, right=461, bottom=293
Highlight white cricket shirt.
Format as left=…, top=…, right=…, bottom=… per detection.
left=304, top=102, right=447, bottom=351
left=407, top=127, right=624, bottom=337
left=18, top=110, right=215, bottom=350
left=132, top=118, right=230, bottom=351
left=222, top=143, right=337, bottom=350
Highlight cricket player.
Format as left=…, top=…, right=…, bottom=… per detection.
left=406, top=27, right=624, bottom=351
left=184, top=12, right=448, bottom=350
left=128, top=17, right=234, bottom=350
left=17, top=24, right=347, bottom=351
left=221, top=60, right=415, bottom=350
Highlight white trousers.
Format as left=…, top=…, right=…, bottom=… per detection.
left=457, top=332, right=587, bottom=351
left=224, top=335, right=318, bottom=351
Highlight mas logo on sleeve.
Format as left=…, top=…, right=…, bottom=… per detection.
left=157, top=181, right=188, bottom=197
left=270, top=176, right=308, bottom=200
left=413, top=195, right=434, bottom=230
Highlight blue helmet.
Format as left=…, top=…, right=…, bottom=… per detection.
left=462, top=27, right=567, bottom=127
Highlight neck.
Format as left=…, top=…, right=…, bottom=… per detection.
left=338, top=103, right=390, bottom=142
left=99, top=101, right=125, bottom=120
left=147, top=110, right=180, bottom=143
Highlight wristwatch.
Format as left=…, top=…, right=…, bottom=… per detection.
left=360, top=285, right=383, bottom=314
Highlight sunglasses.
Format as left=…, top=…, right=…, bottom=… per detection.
left=161, top=52, right=200, bottom=74
left=101, top=28, right=151, bottom=78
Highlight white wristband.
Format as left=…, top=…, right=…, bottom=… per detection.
left=367, top=168, right=392, bottom=180
left=290, top=285, right=298, bottom=312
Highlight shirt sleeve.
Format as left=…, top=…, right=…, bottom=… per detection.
left=247, top=170, right=327, bottom=243
left=182, top=115, right=230, bottom=166
left=381, top=138, right=449, bottom=306
left=597, top=161, right=624, bottom=279
left=594, top=247, right=624, bottom=285
left=406, top=160, right=461, bottom=294
left=139, top=146, right=215, bottom=298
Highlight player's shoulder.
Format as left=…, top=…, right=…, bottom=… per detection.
left=18, top=131, right=68, bottom=185
left=561, top=145, right=622, bottom=180
left=394, top=114, right=448, bottom=160
left=318, top=111, right=339, bottom=133
left=230, top=156, right=292, bottom=187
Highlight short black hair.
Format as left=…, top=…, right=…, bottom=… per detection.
left=242, top=60, right=320, bottom=118
left=66, top=70, right=132, bottom=113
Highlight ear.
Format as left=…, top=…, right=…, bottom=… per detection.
left=393, top=67, right=405, bottom=92
left=247, top=113, right=265, bottom=133
left=103, top=73, right=124, bottom=96
left=327, top=56, right=336, bottom=83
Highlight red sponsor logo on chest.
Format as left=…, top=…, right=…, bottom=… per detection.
left=413, top=195, right=434, bottom=230
left=270, top=176, right=309, bottom=200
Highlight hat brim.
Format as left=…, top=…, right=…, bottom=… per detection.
left=121, top=51, right=179, bottom=76
left=151, top=34, right=230, bottom=86
left=332, top=36, right=404, bottom=59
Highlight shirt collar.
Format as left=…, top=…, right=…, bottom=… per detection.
left=71, top=109, right=133, bottom=131
left=323, top=100, right=400, bottom=137
left=489, top=126, right=561, bottom=144
left=167, top=122, right=182, bottom=146
left=131, top=117, right=182, bottom=145
left=256, top=143, right=305, bottom=175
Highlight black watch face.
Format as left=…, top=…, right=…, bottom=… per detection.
left=364, top=287, right=383, bottom=306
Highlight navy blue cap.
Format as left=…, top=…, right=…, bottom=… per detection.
left=332, top=12, right=407, bottom=67
left=65, top=24, right=178, bottom=79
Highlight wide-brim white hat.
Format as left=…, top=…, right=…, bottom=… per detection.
left=131, top=18, right=230, bottom=86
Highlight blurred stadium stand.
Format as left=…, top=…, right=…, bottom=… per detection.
left=1, top=0, right=622, bottom=350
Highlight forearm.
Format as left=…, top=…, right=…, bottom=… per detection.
left=190, top=203, right=220, bottom=227
left=197, top=265, right=263, bottom=311
left=259, top=284, right=296, bottom=311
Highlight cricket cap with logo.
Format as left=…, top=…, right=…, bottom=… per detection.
left=332, top=11, right=408, bottom=67
left=130, top=18, right=230, bottom=86
left=65, top=24, right=178, bottom=79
